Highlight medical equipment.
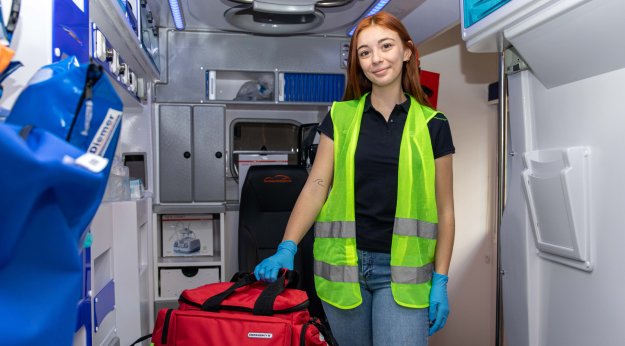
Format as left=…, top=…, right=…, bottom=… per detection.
left=170, top=223, right=202, bottom=254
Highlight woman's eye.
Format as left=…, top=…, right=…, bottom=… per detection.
left=382, top=43, right=393, bottom=50
left=358, top=50, right=370, bottom=58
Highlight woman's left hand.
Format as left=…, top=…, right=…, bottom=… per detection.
left=428, top=272, right=450, bottom=335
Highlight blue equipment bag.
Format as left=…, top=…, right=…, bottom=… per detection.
left=0, top=56, right=122, bottom=345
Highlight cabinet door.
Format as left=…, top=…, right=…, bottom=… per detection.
left=193, top=105, right=225, bottom=202
left=159, top=105, right=193, bottom=202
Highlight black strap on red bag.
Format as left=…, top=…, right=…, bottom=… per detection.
left=300, top=317, right=339, bottom=346
left=201, top=269, right=299, bottom=316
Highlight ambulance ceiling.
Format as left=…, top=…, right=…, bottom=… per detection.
left=147, top=0, right=459, bottom=44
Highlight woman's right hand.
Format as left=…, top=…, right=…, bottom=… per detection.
left=254, top=240, right=297, bottom=282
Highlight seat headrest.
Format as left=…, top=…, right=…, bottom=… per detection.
left=241, top=165, right=308, bottom=212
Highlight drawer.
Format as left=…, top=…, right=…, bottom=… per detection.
left=159, top=267, right=220, bottom=299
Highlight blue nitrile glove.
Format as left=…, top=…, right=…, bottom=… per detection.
left=428, top=272, right=450, bottom=336
left=254, top=240, right=297, bottom=282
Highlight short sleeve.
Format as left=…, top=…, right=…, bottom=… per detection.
left=427, top=113, right=455, bottom=159
left=317, top=110, right=334, bottom=140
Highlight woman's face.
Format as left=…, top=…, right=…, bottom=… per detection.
left=356, top=25, right=411, bottom=89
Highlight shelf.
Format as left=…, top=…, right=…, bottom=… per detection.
left=202, top=100, right=333, bottom=108
left=153, top=208, right=226, bottom=309
left=157, top=256, right=223, bottom=267
left=154, top=204, right=226, bottom=214
left=154, top=297, right=179, bottom=303
left=90, top=0, right=159, bottom=81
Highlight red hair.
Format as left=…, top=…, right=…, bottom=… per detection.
left=343, top=11, right=432, bottom=108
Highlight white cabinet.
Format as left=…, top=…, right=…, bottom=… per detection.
left=87, top=198, right=152, bottom=346
left=152, top=209, right=226, bottom=312
left=156, top=104, right=226, bottom=204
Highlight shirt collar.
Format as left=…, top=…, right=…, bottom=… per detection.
left=363, top=93, right=411, bottom=113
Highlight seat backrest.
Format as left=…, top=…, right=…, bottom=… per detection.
left=238, top=164, right=325, bottom=319
left=238, top=165, right=308, bottom=271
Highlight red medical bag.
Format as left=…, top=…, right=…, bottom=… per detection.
left=150, top=271, right=335, bottom=346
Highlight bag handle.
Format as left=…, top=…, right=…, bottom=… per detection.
left=201, top=272, right=257, bottom=311
left=201, top=269, right=299, bottom=315
left=252, top=269, right=299, bottom=316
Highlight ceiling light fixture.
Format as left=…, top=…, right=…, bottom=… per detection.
left=168, top=0, right=185, bottom=30
left=347, top=0, right=391, bottom=36
left=224, top=3, right=325, bottom=35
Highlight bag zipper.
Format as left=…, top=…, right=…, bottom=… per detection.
left=66, top=63, right=102, bottom=142
left=179, top=295, right=310, bottom=314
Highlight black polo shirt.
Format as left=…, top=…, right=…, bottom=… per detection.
left=317, top=95, right=455, bottom=253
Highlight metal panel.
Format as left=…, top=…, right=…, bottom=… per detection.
left=155, top=31, right=347, bottom=102
left=193, top=105, right=226, bottom=202
left=159, top=105, right=193, bottom=202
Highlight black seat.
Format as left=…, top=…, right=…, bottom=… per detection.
left=238, top=164, right=325, bottom=320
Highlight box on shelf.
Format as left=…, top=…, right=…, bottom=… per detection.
left=159, top=267, right=220, bottom=299
left=162, top=214, right=214, bottom=257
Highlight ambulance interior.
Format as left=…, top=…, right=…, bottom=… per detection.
left=1, top=0, right=624, bottom=345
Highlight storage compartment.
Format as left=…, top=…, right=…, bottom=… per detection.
left=158, top=104, right=225, bottom=203
left=123, top=152, right=147, bottom=189
left=159, top=267, right=220, bottom=299
left=162, top=214, right=214, bottom=257
left=278, top=72, right=345, bottom=102
left=206, top=70, right=275, bottom=102
left=521, top=146, right=592, bottom=271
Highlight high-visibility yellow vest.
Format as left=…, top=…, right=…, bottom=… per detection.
left=314, top=93, right=439, bottom=309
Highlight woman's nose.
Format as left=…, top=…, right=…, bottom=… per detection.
left=371, top=49, right=383, bottom=63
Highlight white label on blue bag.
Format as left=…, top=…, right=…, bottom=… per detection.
left=75, top=153, right=109, bottom=173
left=88, top=108, right=122, bottom=157
left=248, top=333, right=273, bottom=339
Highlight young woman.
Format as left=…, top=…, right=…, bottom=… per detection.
left=255, top=11, right=455, bottom=345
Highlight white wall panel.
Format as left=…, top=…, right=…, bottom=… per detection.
left=420, top=25, right=498, bottom=346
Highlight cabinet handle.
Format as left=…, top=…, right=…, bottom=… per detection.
left=183, top=151, right=191, bottom=159
left=215, top=151, right=223, bottom=159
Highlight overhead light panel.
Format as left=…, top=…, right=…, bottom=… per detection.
left=224, top=2, right=325, bottom=35
left=347, top=0, right=391, bottom=36
left=225, top=0, right=355, bottom=35
left=168, top=0, right=185, bottom=30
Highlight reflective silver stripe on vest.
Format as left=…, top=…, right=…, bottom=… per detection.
left=315, top=221, right=356, bottom=238
left=393, top=218, right=438, bottom=239
left=391, top=263, right=434, bottom=284
left=314, top=260, right=359, bottom=283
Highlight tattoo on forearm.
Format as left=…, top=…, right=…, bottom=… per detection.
left=314, top=179, right=325, bottom=187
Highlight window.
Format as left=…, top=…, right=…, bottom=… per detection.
left=231, top=120, right=301, bottom=180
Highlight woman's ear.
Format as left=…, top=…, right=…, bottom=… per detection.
left=404, top=41, right=414, bottom=62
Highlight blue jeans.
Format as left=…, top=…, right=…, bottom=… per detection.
left=321, top=250, right=429, bottom=346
